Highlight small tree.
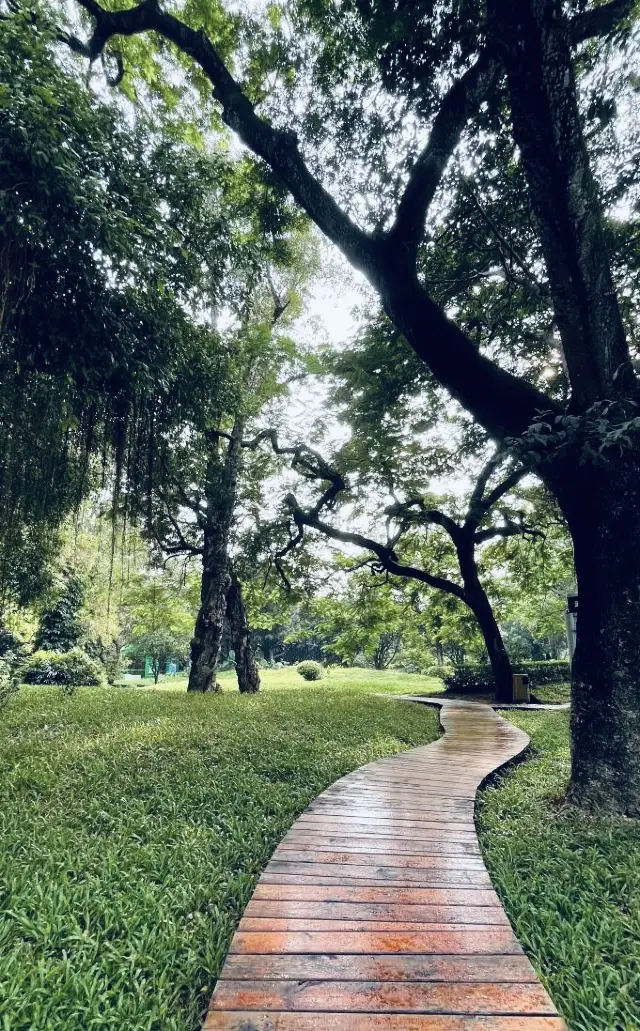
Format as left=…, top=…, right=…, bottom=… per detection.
left=122, top=570, right=194, bottom=685
left=34, top=568, right=85, bottom=652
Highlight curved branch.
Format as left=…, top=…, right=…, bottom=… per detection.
left=570, top=0, right=635, bottom=43
left=289, top=500, right=466, bottom=601
left=388, top=49, right=500, bottom=263
left=70, top=0, right=377, bottom=275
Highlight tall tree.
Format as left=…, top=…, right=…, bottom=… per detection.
left=51, top=0, right=640, bottom=812
left=141, top=263, right=313, bottom=693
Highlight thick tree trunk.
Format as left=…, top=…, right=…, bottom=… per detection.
left=554, top=454, right=640, bottom=815
left=487, top=0, right=636, bottom=406
left=226, top=570, right=260, bottom=694
left=187, top=419, right=243, bottom=694
left=187, top=545, right=230, bottom=694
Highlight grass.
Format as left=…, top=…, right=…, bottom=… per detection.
left=532, top=680, right=571, bottom=704
left=120, top=665, right=444, bottom=695
left=478, top=710, right=640, bottom=1031
left=0, top=670, right=439, bottom=1031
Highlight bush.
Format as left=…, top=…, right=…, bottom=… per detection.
left=21, top=649, right=106, bottom=692
left=425, top=664, right=455, bottom=681
left=296, top=660, right=326, bottom=681
left=439, top=659, right=571, bottom=692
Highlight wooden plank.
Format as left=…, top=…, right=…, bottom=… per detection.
left=270, top=851, right=487, bottom=870
left=204, top=1013, right=567, bottom=1030
left=218, top=953, right=539, bottom=983
left=280, top=837, right=481, bottom=856
left=266, top=862, right=493, bottom=886
left=252, top=885, right=503, bottom=907
left=201, top=698, right=566, bottom=1030
left=209, top=980, right=555, bottom=1014
left=229, top=929, right=523, bottom=955
left=238, top=919, right=512, bottom=933
left=244, top=902, right=509, bottom=924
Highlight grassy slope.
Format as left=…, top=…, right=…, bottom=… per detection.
left=478, top=710, right=640, bottom=1031
left=0, top=671, right=439, bottom=1031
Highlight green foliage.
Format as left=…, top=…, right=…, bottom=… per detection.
left=33, top=569, right=85, bottom=652
left=122, top=570, right=195, bottom=683
left=478, top=711, right=640, bottom=1030
left=0, top=677, right=438, bottom=1030
left=425, top=663, right=455, bottom=681
left=440, top=660, right=571, bottom=693
left=296, top=659, right=325, bottom=680
left=0, top=13, right=300, bottom=608
left=21, top=649, right=106, bottom=689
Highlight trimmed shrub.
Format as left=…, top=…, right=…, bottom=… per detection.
left=296, top=660, right=326, bottom=681
left=442, top=665, right=494, bottom=692
left=21, top=649, right=106, bottom=692
left=439, top=659, right=570, bottom=692
left=425, top=664, right=455, bottom=682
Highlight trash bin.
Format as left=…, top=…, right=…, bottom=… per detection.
left=512, top=673, right=530, bottom=703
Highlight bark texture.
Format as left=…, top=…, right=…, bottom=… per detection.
left=226, top=568, right=260, bottom=693
left=187, top=423, right=241, bottom=693
left=555, top=456, right=640, bottom=815
left=456, top=531, right=514, bottom=703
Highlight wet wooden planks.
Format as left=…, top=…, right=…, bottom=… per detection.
left=204, top=699, right=568, bottom=1030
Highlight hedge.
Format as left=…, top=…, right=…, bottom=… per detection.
left=429, top=659, right=571, bottom=692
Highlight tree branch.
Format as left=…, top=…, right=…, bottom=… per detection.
left=474, top=520, right=544, bottom=544
left=63, top=0, right=559, bottom=438
left=286, top=498, right=466, bottom=601
left=154, top=486, right=204, bottom=555
left=384, top=498, right=462, bottom=542
left=570, top=0, right=635, bottom=43
left=70, top=0, right=377, bottom=275
left=388, top=49, right=500, bottom=263
left=465, top=450, right=527, bottom=527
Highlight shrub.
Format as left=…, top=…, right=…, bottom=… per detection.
left=296, top=660, right=326, bottom=681
left=439, top=659, right=571, bottom=692
left=425, top=664, right=455, bottom=682
left=21, top=649, right=106, bottom=692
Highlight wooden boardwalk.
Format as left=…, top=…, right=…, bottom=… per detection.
left=204, top=699, right=567, bottom=1030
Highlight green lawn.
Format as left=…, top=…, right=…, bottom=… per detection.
left=478, top=710, right=640, bottom=1031
left=532, top=681, right=572, bottom=704
left=2, top=671, right=638, bottom=1031
left=0, top=671, right=439, bottom=1031
left=123, top=665, right=443, bottom=695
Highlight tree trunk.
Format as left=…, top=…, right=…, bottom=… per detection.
left=455, top=531, right=513, bottom=702
left=557, top=454, right=640, bottom=815
left=466, top=584, right=513, bottom=704
left=187, top=546, right=230, bottom=694
left=226, top=570, right=260, bottom=694
left=187, top=419, right=243, bottom=694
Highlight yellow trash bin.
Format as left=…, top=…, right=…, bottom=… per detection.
left=512, top=673, right=530, bottom=703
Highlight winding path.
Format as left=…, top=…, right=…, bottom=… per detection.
left=204, top=699, right=567, bottom=1030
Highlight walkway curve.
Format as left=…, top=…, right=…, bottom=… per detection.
left=204, top=699, right=567, bottom=1030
